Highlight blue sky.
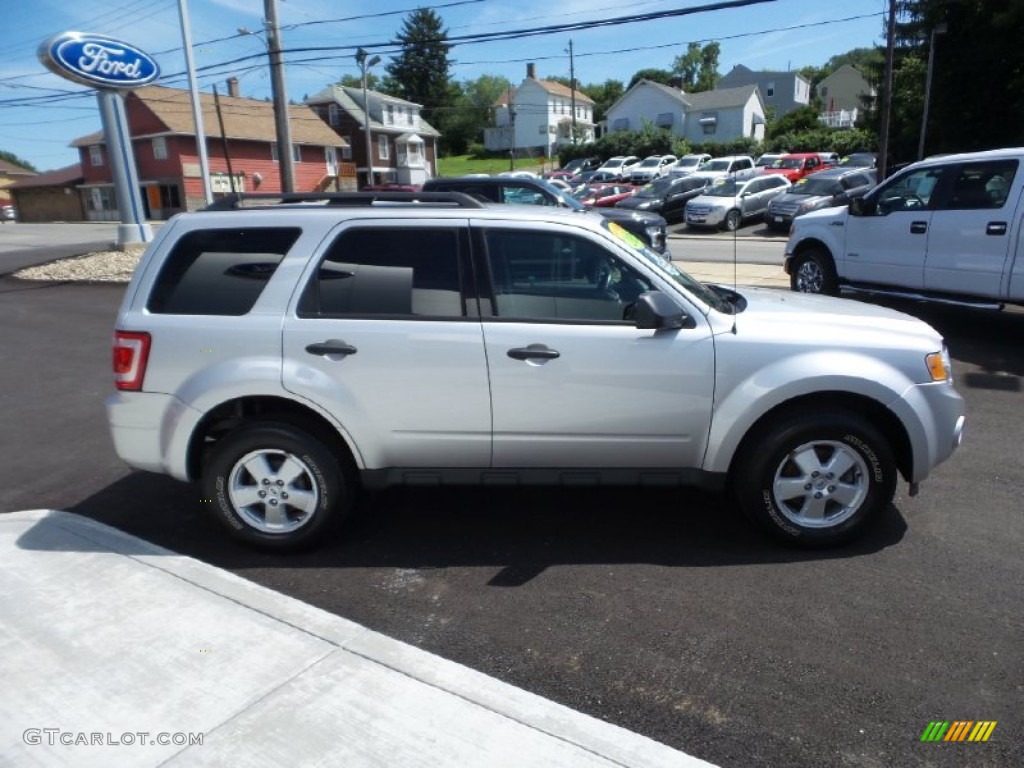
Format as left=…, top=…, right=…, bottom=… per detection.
left=0, top=0, right=887, bottom=171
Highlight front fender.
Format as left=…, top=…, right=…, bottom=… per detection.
left=703, top=351, right=920, bottom=474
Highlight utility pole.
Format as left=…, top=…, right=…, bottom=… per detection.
left=508, top=84, right=516, bottom=171
left=918, top=22, right=947, bottom=161
left=212, top=84, right=237, bottom=194
left=877, top=0, right=897, bottom=180
left=265, top=0, right=295, bottom=192
left=568, top=39, right=577, bottom=145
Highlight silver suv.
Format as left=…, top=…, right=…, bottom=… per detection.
left=107, top=192, right=964, bottom=551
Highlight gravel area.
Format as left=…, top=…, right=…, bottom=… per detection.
left=12, top=246, right=145, bottom=283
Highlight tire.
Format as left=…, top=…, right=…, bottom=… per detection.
left=723, top=209, right=742, bottom=232
left=734, top=411, right=897, bottom=547
left=790, top=247, right=839, bottom=295
left=202, top=420, right=355, bottom=551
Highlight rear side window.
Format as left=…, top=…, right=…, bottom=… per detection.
left=299, top=227, right=465, bottom=318
left=147, top=227, right=300, bottom=315
left=937, top=160, right=1018, bottom=210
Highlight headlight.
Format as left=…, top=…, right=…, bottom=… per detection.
left=925, top=345, right=953, bottom=382
left=711, top=205, right=725, bottom=214
left=636, top=201, right=651, bottom=209
left=798, top=201, right=817, bottom=213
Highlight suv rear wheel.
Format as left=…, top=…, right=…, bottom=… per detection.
left=203, top=421, right=354, bottom=550
left=735, top=411, right=897, bottom=547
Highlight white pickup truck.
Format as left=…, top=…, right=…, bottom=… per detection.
left=785, top=147, right=1024, bottom=308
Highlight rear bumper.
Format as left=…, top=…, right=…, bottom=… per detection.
left=105, top=391, right=200, bottom=482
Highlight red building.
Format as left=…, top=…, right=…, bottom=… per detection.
left=70, top=83, right=353, bottom=221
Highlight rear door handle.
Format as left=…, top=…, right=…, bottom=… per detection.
left=507, top=344, right=560, bottom=361
left=306, top=339, right=357, bottom=357
left=986, top=221, right=1007, bottom=236
left=910, top=221, right=928, bottom=234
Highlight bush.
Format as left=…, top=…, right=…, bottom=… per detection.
left=467, top=142, right=487, bottom=158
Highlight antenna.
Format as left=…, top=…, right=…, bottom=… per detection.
left=731, top=169, right=738, bottom=334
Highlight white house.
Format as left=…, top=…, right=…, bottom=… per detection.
left=816, top=64, right=874, bottom=129
left=485, top=63, right=595, bottom=156
left=604, top=80, right=765, bottom=143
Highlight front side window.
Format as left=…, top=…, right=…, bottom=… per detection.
left=299, top=228, right=464, bottom=318
left=482, top=229, right=653, bottom=323
left=875, top=168, right=944, bottom=214
left=148, top=228, right=300, bottom=316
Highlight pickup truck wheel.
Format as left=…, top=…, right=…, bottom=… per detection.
left=790, top=248, right=839, bottom=295
left=202, top=421, right=354, bottom=551
left=735, top=412, right=896, bottom=547
left=723, top=209, right=742, bottom=232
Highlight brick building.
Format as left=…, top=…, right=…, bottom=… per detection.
left=70, top=83, right=352, bottom=221
left=7, top=164, right=85, bottom=222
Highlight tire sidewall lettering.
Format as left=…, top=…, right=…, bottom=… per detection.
left=842, top=434, right=884, bottom=482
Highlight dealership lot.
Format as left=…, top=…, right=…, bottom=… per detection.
left=0, top=272, right=1020, bottom=767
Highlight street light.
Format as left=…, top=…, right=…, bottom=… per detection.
left=355, top=47, right=381, bottom=188
left=918, top=22, right=948, bottom=161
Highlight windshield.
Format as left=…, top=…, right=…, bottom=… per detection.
left=705, top=159, right=731, bottom=172
left=601, top=220, right=734, bottom=314
left=638, top=178, right=673, bottom=197
left=706, top=180, right=741, bottom=197
left=638, top=157, right=661, bottom=168
left=544, top=179, right=586, bottom=210
left=677, top=157, right=702, bottom=168
left=604, top=159, right=624, bottom=168
left=773, top=157, right=805, bottom=169
left=792, top=177, right=840, bottom=195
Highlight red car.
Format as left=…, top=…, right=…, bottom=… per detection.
left=760, top=153, right=827, bottom=183
left=572, top=183, right=636, bottom=208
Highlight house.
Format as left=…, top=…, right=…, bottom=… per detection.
left=485, top=63, right=596, bottom=156
left=306, top=84, right=440, bottom=188
left=70, top=82, right=352, bottom=221
left=7, top=164, right=85, bottom=222
left=816, top=64, right=874, bottom=129
left=717, top=65, right=810, bottom=118
left=0, top=158, right=36, bottom=204
left=603, top=80, right=765, bottom=144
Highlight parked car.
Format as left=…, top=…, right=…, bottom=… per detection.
left=786, top=147, right=1024, bottom=306
left=422, top=176, right=668, bottom=253
left=764, top=167, right=877, bottom=232
left=361, top=182, right=421, bottom=192
left=106, top=189, right=964, bottom=550
left=697, top=155, right=757, bottom=182
left=630, top=155, right=678, bottom=185
left=762, top=153, right=828, bottom=183
left=586, top=170, right=623, bottom=185
left=1, top=204, right=15, bottom=222
left=685, top=175, right=791, bottom=231
left=838, top=152, right=878, bottom=169
left=561, top=157, right=601, bottom=176
left=615, top=175, right=710, bottom=223
left=595, top=155, right=640, bottom=181
left=542, top=170, right=575, bottom=181
left=668, top=153, right=711, bottom=178
left=817, top=152, right=840, bottom=168
left=755, top=152, right=787, bottom=170
left=568, top=170, right=601, bottom=188
left=572, top=183, right=637, bottom=208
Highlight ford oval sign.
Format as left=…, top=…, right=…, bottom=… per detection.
left=38, top=32, right=159, bottom=90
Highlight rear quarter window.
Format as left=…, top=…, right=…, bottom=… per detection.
left=147, top=227, right=300, bottom=315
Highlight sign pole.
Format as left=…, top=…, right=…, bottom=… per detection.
left=97, top=90, right=153, bottom=245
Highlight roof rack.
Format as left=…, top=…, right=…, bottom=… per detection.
left=201, top=191, right=485, bottom=211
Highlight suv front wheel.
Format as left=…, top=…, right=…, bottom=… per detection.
left=203, top=421, right=354, bottom=550
left=790, top=247, right=838, bottom=295
left=735, top=411, right=897, bottom=547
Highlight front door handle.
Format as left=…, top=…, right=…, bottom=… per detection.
left=910, top=221, right=928, bottom=234
left=306, top=339, right=358, bottom=357
left=507, top=344, right=560, bottom=361
left=986, top=221, right=1008, bottom=236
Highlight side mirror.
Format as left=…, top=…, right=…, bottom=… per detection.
left=634, top=291, right=692, bottom=330
left=849, top=197, right=871, bottom=216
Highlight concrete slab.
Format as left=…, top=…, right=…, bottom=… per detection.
left=0, top=510, right=716, bottom=767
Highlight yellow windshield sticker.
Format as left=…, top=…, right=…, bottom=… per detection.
left=607, top=221, right=645, bottom=249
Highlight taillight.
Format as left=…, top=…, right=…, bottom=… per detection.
left=113, top=331, right=151, bottom=391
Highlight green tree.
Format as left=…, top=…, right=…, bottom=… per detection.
left=627, top=68, right=675, bottom=89
left=672, top=42, right=720, bottom=92
left=337, top=72, right=381, bottom=90
left=580, top=79, right=625, bottom=125
left=381, top=8, right=453, bottom=128
left=0, top=150, right=37, bottom=173
left=766, top=105, right=821, bottom=140
left=440, top=74, right=511, bottom=156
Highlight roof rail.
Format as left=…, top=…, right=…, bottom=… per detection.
left=201, top=191, right=485, bottom=211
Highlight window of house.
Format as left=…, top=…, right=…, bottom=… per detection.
left=481, top=229, right=653, bottom=323
left=328, top=103, right=340, bottom=127
left=152, top=137, right=167, bottom=160
left=271, top=144, right=302, bottom=162
left=820, top=86, right=829, bottom=99
left=612, top=117, right=629, bottom=131
left=378, top=135, right=389, bottom=160
left=766, top=81, right=775, bottom=97
left=89, top=145, right=104, bottom=166
left=386, top=104, right=394, bottom=124
left=147, top=228, right=301, bottom=316
left=158, top=184, right=181, bottom=209
left=342, top=137, right=353, bottom=160
left=299, top=227, right=464, bottom=318
left=656, top=112, right=674, bottom=127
